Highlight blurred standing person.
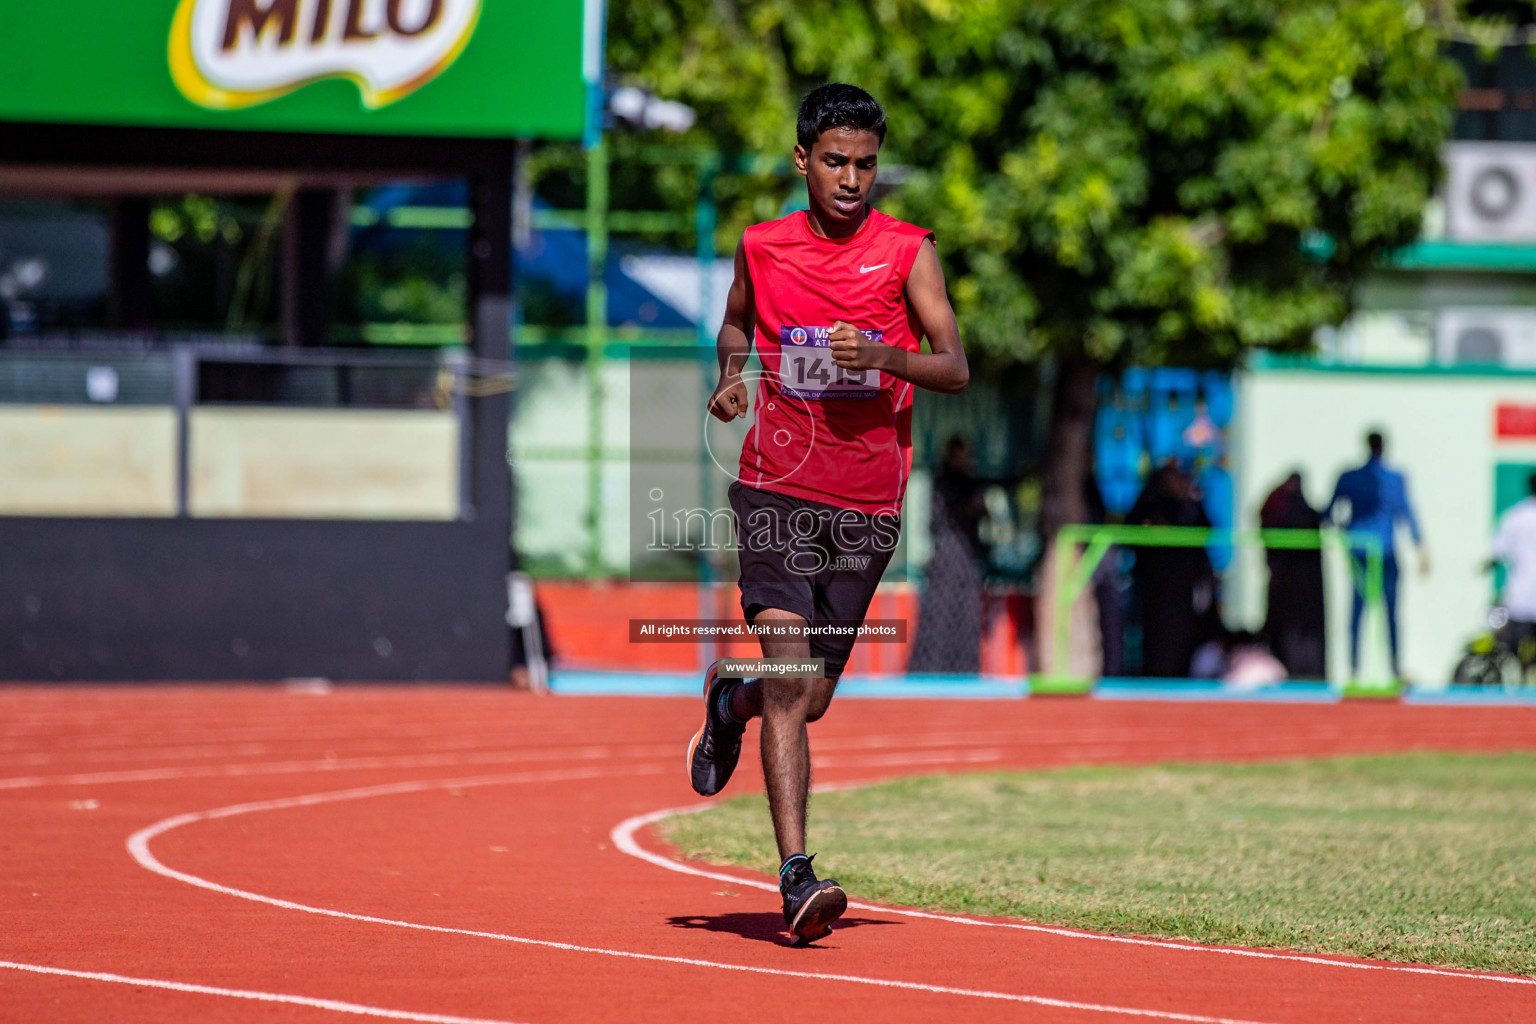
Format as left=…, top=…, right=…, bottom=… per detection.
left=1328, top=431, right=1427, bottom=680
left=909, top=436, right=988, bottom=673
left=1490, top=472, right=1536, bottom=657
left=1127, top=463, right=1217, bottom=678
left=1091, top=545, right=1132, bottom=677
left=1259, top=472, right=1325, bottom=678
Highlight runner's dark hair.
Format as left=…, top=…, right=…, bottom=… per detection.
left=797, top=83, right=887, bottom=148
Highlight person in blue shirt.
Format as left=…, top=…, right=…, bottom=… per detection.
left=1328, top=431, right=1429, bottom=679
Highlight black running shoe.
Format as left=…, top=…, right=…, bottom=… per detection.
left=780, top=854, right=847, bottom=945
left=686, top=661, right=745, bottom=797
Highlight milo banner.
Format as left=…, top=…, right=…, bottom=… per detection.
left=2, top=0, right=596, bottom=138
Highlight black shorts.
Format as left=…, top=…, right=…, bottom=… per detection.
left=728, top=480, right=900, bottom=678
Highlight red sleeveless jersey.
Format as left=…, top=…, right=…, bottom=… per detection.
left=738, top=207, right=934, bottom=514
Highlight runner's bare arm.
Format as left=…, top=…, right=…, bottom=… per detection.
left=709, top=240, right=754, bottom=422
left=828, top=240, right=968, bottom=394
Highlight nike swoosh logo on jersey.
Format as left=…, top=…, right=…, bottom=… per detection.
left=859, top=263, right=888, bottom=274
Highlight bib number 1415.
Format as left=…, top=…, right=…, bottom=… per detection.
left=792, top=354, right=867, bottom=387
left=777, top=325, right=882, bottom=401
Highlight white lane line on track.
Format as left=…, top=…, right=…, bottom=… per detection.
left=816, top=749, right=1003, bottom=769
left=8, top=714, right=1511, bottom=779
left=19, top=721, right=1517, bottom=789
left=0, top=728, right=1009, bottom=776
left=612, top=801, right=1536, bottom=989
left=0, top=742, right=273, bottom=768
left=3, top=731, right=1006, bottom=788
left=0, top=730, right=617, bottom=766
left=0, top=959, right=530, bottom=1024
left=0, top=731, right=990, bottom=776
left=124, top=764, right=1275, bottom=1024
left=0, top=744, right=677, bottom=790
left=0, top=734, right=1339, bottom=790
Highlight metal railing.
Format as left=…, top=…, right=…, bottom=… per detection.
left=1040, top=522, right=1389, bottom=696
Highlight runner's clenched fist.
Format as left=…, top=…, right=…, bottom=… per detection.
left=829, top=321, right=885, bottom=372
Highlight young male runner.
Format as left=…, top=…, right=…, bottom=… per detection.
left=686, top=83, right=968, bottom=943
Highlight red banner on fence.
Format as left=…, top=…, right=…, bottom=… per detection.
left=1496, top=403, right=1536, bottom=439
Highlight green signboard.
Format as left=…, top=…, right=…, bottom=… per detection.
left=1, top=0, right=596, bottom=138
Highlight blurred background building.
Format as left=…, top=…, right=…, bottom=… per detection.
left=7, top=4, right=1536, bottom=686
left=0, top=0, right=597, bottom=680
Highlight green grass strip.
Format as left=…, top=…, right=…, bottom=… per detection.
left=660, top=752, right=1536, bottom=975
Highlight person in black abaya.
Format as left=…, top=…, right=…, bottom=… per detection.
left=1259, top=472, right=1326, bottom=678
left=909, top=437, right=989, bottom=673
left=1127, top=463, right=1218, bottom=678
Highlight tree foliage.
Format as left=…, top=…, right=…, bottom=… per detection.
left=607, top=0, right=1462, bottom=368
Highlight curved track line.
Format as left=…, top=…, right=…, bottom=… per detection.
left=0, top=960, right=529, bottom=1024
left=123, top=764, right=1276, bottom=1024
left=611, top=799, right=1536, bottom=989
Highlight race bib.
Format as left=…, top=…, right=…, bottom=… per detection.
left=777, top=326, right=882, bottom=400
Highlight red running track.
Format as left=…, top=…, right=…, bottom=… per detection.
left=3, top=687, right=1536, bottom=1023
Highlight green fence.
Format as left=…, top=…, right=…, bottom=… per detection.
left=1037, top=523, right=1391, bottom=697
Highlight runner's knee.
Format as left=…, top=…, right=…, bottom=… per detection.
left=762, top=675, right=809, bottom=712
left=762, top=675, right=834, bottom=718
left=803, top=679, right=838, bottom=722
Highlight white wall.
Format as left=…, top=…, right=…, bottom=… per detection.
left=0, top=406, right=177, bottom=516
left=1235, top=368, right=1536, bottom=686
left=190, top=408, right=459, bottom=519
